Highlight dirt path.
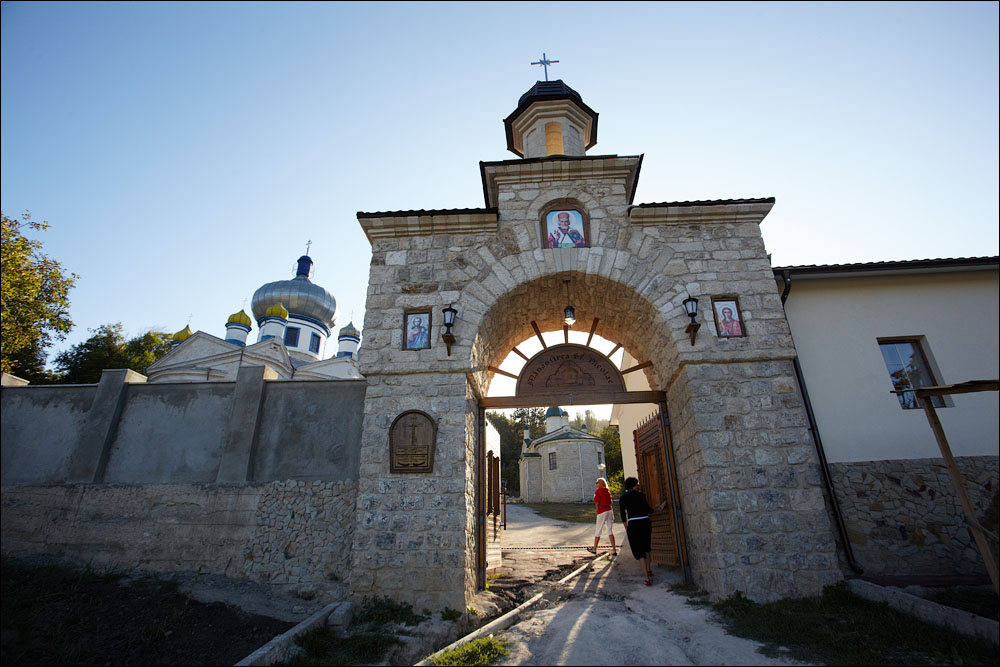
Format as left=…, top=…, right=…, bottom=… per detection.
left=493, top=504, right=808, bottom=666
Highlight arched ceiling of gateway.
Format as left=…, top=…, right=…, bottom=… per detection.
left=471, top=272, right=681, bottom=396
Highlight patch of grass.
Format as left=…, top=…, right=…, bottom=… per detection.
left=467, top=605, right=479, bottom=616
left=441, top=607, right=462, bottom=622
left=669, top=582, right=711, bottom=606
left=431, top=636, right=508, bottom=666
left=710, top=582, right=998, bottom=666
left=355, top=595, right=429, bottom=626
left=485, top=573, right=505, bottom=590
left=287, top=626, right=401, bottom=666
left=523, top=502, right=621, bottom=524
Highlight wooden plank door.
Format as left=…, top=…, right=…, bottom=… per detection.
left=634, top=412, right=680, bottom=566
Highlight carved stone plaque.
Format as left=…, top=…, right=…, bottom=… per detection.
left=389, top=410, right=436, bottom=473
left=516, top=343, right=626, bottom=398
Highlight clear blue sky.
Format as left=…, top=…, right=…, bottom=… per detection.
left=3, top=1, right=998, bottom=372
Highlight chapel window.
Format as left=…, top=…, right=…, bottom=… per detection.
left=309, top=333, right=321, bottom=354
left=549, top=452, right=557, bottom=470
left=284, top=327, right=300, bottom=347
left=878, top=339, right=945, bottom=409
left=545, top=121, right=564, bottom=155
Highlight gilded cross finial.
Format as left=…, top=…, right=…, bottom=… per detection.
left=531, top=53, right=559, bottom=81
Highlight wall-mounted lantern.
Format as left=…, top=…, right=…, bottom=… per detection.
left=442, top=304, right=458, bottom=355
left=682, top=295, right=700, bottom=346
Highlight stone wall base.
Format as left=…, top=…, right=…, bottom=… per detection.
left=0, top=480, right=357, bottom=598
left=830, top=455, right=999, bottom=577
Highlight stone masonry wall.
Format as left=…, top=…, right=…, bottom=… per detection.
left=349, top=371, right=475, bottom=610
left=830, top=456, right=999, bottom=577
left=668, top=360, right=842, bottom=600
left=0, top=480, right=357, bottom=599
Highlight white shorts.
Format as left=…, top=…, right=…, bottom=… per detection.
left=594, top=509, right=614, bottom=536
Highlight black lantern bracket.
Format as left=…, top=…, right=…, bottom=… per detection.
left=682, top=295, right=700, bottom=346
left=442, top=304, right=458, bottom=355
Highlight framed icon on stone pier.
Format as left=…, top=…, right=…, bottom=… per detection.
left=712, top=297, right=745, bottom=338
left=403, top=309, right=432, bottom=350
left=543, top=209, right=588, bottom=248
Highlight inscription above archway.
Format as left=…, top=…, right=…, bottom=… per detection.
left=516, top=344, right=626, bottom=399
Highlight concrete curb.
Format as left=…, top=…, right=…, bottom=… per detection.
left=415, top=554, right=608, bottom=666
left=847, top=579, right=998, bottom=645
left=234, top=601, right=342, bottom=666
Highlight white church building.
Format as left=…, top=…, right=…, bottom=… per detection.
left=146, top=254, right=363, bottom=383
left=519, top=406, right=607, bottom=503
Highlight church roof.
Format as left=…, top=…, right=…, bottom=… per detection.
left=531, top=425, right=603, bottom=446
left=356, top=207, right=497, bottom=218
left=773, top=256, right=999, bottom=278
left=631, top=197, right=776, bottom=208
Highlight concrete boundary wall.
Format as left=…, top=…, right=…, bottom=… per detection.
left=0, top=367, right=366, bottom=487
left=830, top=456, right=999, bottom=576
left=1, top=367, right=366, bottom=595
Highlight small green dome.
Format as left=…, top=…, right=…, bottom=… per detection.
left=545, top=406, right=563, bottom=417
left=227, top=309, right=252, bottom=327
left=172, top=325, right=193, bottom=342
left=265, top=302, right=289, bottom=319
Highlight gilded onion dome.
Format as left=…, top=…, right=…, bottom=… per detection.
left=251, top=255, right=338, bottom=328
left=265, top=302, right=289, bottom=319
left=339, top=321, right=360, bottom=338
left=172, top=325, right=193, bottom=342
left=227, top=309, right=252, bottom=327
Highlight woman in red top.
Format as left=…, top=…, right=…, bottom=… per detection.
left=587, top=477, right=617, bottom=557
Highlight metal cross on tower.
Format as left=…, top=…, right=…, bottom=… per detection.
left=530, top=53, right=559, bottom=81
left=305, top=239, right=312, bottom=255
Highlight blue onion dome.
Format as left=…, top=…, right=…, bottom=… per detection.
left=227, top=309, right=252, bottom=327
left=545, top=406, right=563, bottom=417
left=251, top=255, right=338, bottom=327
left=339, top=321, right=360, bottom=338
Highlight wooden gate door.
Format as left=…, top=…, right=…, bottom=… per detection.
left=634, top=411, right=685, bottom=567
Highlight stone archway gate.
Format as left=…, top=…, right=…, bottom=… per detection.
left=477, top=342, right=690, bottom=586
left=353, top=124, right=844, bottom=610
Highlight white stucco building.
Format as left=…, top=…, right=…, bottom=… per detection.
left=519, top=406, right=607, bottom=503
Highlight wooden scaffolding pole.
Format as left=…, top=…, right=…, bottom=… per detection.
left=912, top=380, right=999, bottom=594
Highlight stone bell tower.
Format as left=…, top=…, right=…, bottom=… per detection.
left=503, top=80, right=598, bottom=158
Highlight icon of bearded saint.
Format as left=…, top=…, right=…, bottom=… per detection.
left=548, top=211, right=585, bottom=248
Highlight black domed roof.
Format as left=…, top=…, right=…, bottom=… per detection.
left=503, top=80, right=599, bottom=157
left=516, top=80, right=586, bottom=107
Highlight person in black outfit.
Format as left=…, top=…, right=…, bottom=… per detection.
left=619, top=476, right=665, bottom=586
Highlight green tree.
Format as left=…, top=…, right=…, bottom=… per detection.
left=512, top=407, right=546, bottom=439
left=54, top=323, right=172, bottom=384
left=5, top=339, right=63, bottom=384
left=486, top=411, right=523, bottom=496
left=599, top=424, right=623, bottom=478
left=1, top=212, right=77, bottom=375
